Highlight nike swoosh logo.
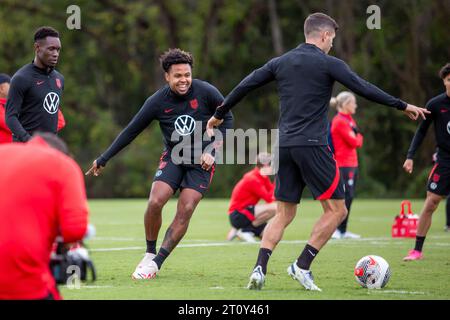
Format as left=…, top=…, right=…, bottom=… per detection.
left=308, top=250, right=316, bottom=257
left=199, top=184, right=207, bottom=189
left=164, top=108, right=174, bottom=113
left=36, top=80, right=45, bottom=85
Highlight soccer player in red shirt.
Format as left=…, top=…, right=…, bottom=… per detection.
left=0, top=73, right=12, bottom=143
left=227, top=153, right=277, bottom=242
left=330, top=91, right=363, bottom=239
left=0, top=133, right=89, bottom=300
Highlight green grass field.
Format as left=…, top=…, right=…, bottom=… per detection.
left=61, top=199, right=450, bottom=300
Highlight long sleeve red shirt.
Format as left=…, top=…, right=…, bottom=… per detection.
left=228, top=168, right=275, bottom=220
left=331, top=112, right=363, bottom=167
left=0, top=137, right=88, bottom=299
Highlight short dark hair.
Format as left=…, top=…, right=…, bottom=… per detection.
left=32, top=132, right=69, bottom=155
left=159, top=48, right=193, bottom=72
left=34, top=26, right=59, bottom=42
left=439, top=63, right=450, bottom=79
left=0, top=73, right=10, bottom=85
left=304, top=12, right=339, bottom=37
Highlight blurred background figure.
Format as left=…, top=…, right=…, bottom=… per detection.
left=0, top=132, right=89, bottom=300
left=0, top=73, right=11, bottom=144
left=227, top=152, right=277, bottom=242
left=330, top=91, right=363, bottom=239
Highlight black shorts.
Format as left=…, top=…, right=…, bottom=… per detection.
left=340, top=167, right=358, bottom=199
left=153, top=150, right=215, bottom=195
left=229, top=205, right=255, bottom=229
left=427, top=161, right=450, bottom=196
left=275, top=146, right=345, bottom=203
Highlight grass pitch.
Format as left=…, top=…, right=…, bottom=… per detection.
left=61, top=198, right=450, bottom=300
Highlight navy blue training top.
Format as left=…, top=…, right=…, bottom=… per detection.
left=214, top=43, right=407, bottom=147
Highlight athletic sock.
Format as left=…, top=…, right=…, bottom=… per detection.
left=414, top=236, right=426, bottom=252
left=153, top=248, right=170, bottom=269
left=296, top=244, right=319, bottom=270
left=146, top=240, right=157, bottom=254
left=254, top=248, right=272, bottom=274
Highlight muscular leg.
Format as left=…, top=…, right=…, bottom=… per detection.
left=416, top=192, right=443, bottom=237
left=294, top=199, right=347, bottom=271
left=250, top=201, right=296, bottom=274
left=144, top=181, right=174, bottom=245
left=260, top=201, right=297, bottom=250
left=310, top=199, right=348, bottom=250
left=153, top=188, right=203, bottom=269
left=252, top=202, right=277, bottom=227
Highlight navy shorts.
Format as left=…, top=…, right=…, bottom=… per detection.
left=274, top=146, right=345, bottom=203
left=153, top=150, right=215, bottom=195
left=229, top=205, right=255, bottom=229
left=427, top=161, right=450, bottom=196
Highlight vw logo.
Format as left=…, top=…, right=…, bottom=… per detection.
left=447, top=121, right=450, bottom=135
left=43, top=92, right=60, bottom=114
left=174, top=115, right=196, bottom=136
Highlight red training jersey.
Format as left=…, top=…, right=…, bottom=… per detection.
left=228, top=168, right=275, bottom=220
left=0, top=137, right=88, bottom=300
left=331, top=112, right=363, bottom=167
left=0, top=98, right=12, bottom=143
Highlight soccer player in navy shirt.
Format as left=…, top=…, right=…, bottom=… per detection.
left=6, top=27, right=64, bottom=142
left=86, top=49, right=233, bottom=279
left=207, top=12, right=428, bottom=291
left=403, top=63, right=450, bottom=261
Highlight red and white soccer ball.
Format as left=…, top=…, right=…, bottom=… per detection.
left=354, top=255, right=391, bottom=289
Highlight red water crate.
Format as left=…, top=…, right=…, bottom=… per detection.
left=391, top=200, right=418, bottom=238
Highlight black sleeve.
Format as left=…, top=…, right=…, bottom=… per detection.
left=327, top=57, right=407, bottom=110
left=214, top=58, right=277, bottom=119
left=96, top=95, right=159, bottom=167
left=206, top=83, right=234, bottom=140
left=406, top=102, right=434, bottom=159
left=5, top=74, right=31, bottom=142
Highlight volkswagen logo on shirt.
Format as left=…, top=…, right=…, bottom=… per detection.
left=174, top=115, right=196, bottom=136
left=43, top=92, right=60, bottom=114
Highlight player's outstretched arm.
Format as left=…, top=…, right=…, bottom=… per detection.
left=403, top=104, right=430, bottom=120
left=403, top=159, right=414, bottom=174
left=85, top=159, right=104, bottom=177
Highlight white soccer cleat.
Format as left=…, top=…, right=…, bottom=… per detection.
left=247, top=266, right=265, bottom=290
left=237, top=230, right=257, bottom=243
left=342, top=231, right=361, bottom=239
left=226, top=228, right=239, bottom=241
left=287, top=262, right=322, bottom=291
left=331, top=229, right=343, bottom=239
left=132, top=253, right=159, bottom=280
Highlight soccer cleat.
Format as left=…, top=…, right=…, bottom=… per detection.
left=247, top=266, right=265, bottom=290
left=342, top=231, right=361, bottom=239
left=331, top=229, right=343, bottom=239
left=132, top=253, right=159, bottom=279
left=226, top=228, right=239, bottom=241
left=403, top=249, right=423, bottom=261
left=287, top=262, right=322, bottom=291
left=237, top=230, right=257, bottom=243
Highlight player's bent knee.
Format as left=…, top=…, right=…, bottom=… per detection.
left=148, top=197, right=165, bottom=211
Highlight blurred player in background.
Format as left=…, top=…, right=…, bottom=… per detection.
left=330, top=91, right=363, bottom=239
left=403, top=63, right=450, bottom=261
left=226, top=152, right=277, bottom=243
left=0, top=133, right=88, bottom=299
left=5, top=26, right=66, bottom=142
left=86, top=48, right=233, bottom=280
left=207, top=12, right=428, bottom=291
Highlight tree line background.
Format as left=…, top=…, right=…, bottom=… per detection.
left=0, top=0, right=449, bottom=198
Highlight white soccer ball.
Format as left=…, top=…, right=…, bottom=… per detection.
left=354, top=255, right=391, bottom=289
